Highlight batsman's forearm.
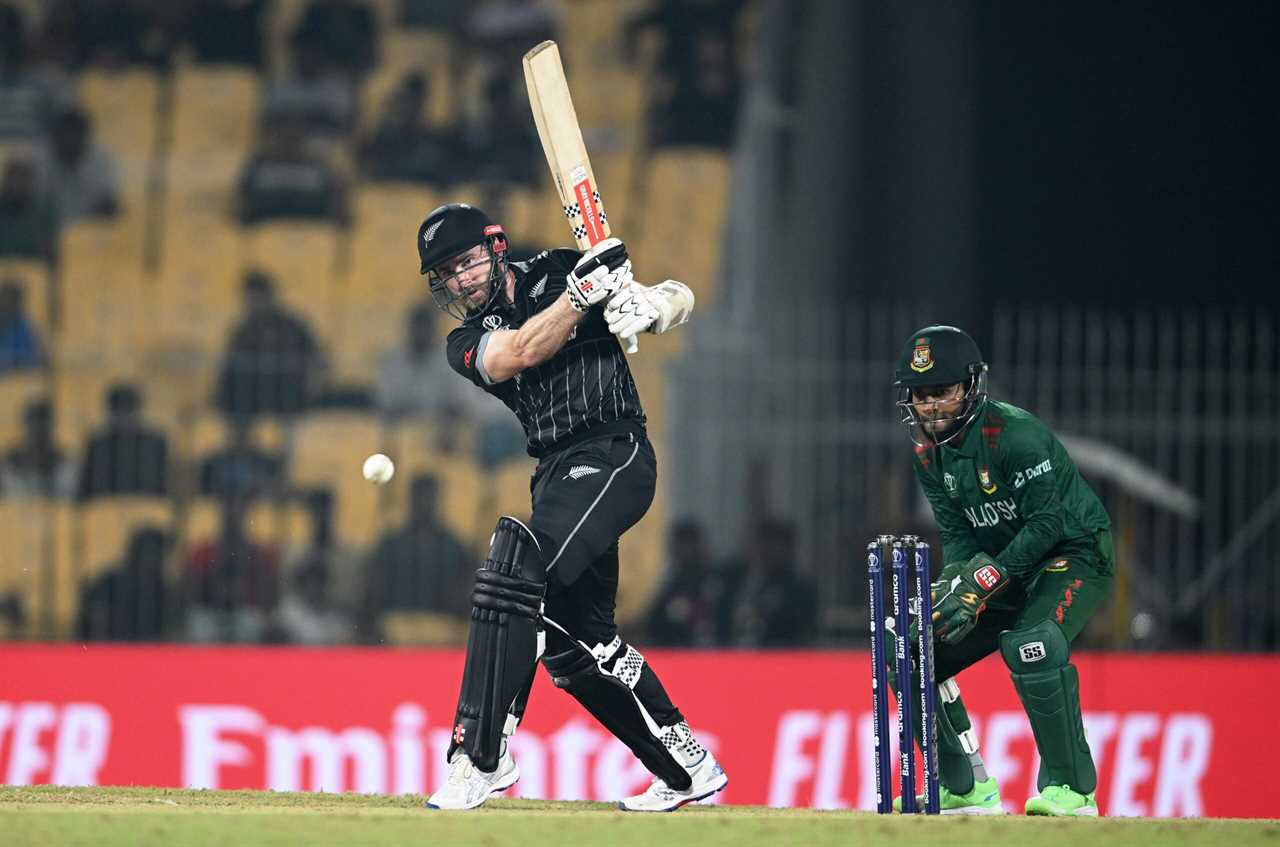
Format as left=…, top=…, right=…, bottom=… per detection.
left=511, top=294, right=583, bottom=366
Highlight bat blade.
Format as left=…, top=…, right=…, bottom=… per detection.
left=523, top=40, right=638, bottom=353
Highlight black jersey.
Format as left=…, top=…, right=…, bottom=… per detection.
left=445, top=249, right=646, bottom=457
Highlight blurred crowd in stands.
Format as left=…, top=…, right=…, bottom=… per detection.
left=0, top=0, right=785, bottom=648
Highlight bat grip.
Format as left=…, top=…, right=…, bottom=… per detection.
left=582, top=241, right=637, bottom=353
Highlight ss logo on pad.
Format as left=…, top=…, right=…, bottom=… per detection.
left=1020, top=642, right=1047, bottom=663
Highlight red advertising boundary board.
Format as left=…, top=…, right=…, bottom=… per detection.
left=1, top=646, right=1274, bottom=818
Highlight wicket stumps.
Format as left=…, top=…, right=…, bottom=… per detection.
left=867, top=534, right=940, bottom=814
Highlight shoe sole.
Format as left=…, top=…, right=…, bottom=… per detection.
left=941, top=804, right=1006, bottom=816
left=1026, top=805, right=1099, bottom=817
left=425, top=769, right=520, bottom=811
left=616, top=773, right=729, bottom=813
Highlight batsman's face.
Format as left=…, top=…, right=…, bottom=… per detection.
left=434, top=245, right=492, bottom=308
left=911, top=383, right=965, bottom=434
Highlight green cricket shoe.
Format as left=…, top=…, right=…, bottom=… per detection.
left=892, top=776, right=1004, bottom=815
left=1025, top=785, right=1099, bottom=817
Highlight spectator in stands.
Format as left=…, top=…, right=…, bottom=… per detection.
left=0, top=5, right=73, bottom=145
left=199, top=418, right=286, bottom=501
left=376, top=299, right=524, bottom=465
left=464, top=0, right=557, bottom=74
left=259, top=41, right=356, bottom=152
left=0, top=590, right=26, bottom=639
left=77, top=526, right=173, bottom=641
left=400, top=0, right=469, bottom=30
left=650, top=32, right=741, bottom=149
left=276, top=559, right=352, bottom=644
left=44, top=0, right=173, bottom=71
left=376, top=300, right=466, bottom=423
left=645, top=518, right=733, bottom=647
left=77, top=382, right=169, bottom=500
left=291, top=0, right=378, bottom=79
left=283, top=487, right=362, bottom=619
left=214, top=270, right=328, bottom=422
left=184, top=491, right=281, bottom=643
left=180, top=0, right=268, bottom=68
left=627, top=0, right=745, bottom=149
left=0, top=398, right=77, bottom=498
left=236, top=115, right=350, bottom=225
left=46, top=107, right=120, bottom=222
left=626, top=0, right=746, bottom=69
left=360, top=473, right=471, bottom=630
left=397, top=1, right=470, bottom=121
left=721, top=518, right=818, bottom=646
left=0, top=280, right=44, bottom=372
left=456, top=74, right=540, bottom=187
left=0, top=155, right=58, bottom=261
left=357, top=71, right=452, bottom=184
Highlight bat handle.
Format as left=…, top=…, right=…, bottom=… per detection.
left=622, top=333, right=639, bottom=354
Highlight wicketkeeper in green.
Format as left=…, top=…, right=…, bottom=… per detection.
left=890, top=325, right=1113, bottom=816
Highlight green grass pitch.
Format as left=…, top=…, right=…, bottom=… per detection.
left=2, top=786, right=1276, bottom=847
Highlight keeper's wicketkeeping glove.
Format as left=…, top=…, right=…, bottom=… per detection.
left=930, top=553, right=1010, bottom=645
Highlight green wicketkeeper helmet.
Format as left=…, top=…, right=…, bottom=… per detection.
left=894, top=325, right=988, bottom=446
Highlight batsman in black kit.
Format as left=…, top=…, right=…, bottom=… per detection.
left=415, top=204, right=723, bottom=812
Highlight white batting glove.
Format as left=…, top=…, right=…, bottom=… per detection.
left=566, top=238, right=631, bottom=312
left=603, top=281, right=659, bottom=337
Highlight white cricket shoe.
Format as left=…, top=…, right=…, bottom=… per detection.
left=618, top=750, right=728, bottom=812
left=426, top=745, right=519, bottom=810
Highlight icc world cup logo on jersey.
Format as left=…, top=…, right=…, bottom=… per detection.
left=911, top=341, right=934, bottom=373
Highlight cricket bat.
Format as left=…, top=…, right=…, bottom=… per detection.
left=523, top=40, right=639, bottom=354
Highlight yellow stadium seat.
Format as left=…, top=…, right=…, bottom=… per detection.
left=359, top=28, right=450, bottom=132
left=371, top=421, right=486, bottom=543
left=430, top=454, right=485, bottom=542
left=288, top=412, right=387, bottom=545
left=634, top=149, right=731, bottom=306
left=0, top=257, right=52, bottom=333
left=0, top=499, right=74, bottom=638
left=78, top=69, right=158, bottom=212
left=61, top=218, right=146, bottom=278
left=184, top=496, right=310, bottom=551
left=169, top=66, right=258, bottom=200
left=157, top=212, right=242, bottom=354
left=177, top=411, right=229, bottom=463
left=381, top=610, right=467, bottom=646
left=492, top=457, right=536, bottom=523
left=73, top=497, right=173, bottom=582
left=339, top=186, right=438, bottom=374
left=58, top=221, right=152, bottom=368
left=241, top=223, right=344, bottom=338
left=387, top=418, right=474, bottom=476
left=56, top=279, right=150, bottom=373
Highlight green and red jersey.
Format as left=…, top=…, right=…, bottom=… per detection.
left=912, top=399, right=1112, bottom=579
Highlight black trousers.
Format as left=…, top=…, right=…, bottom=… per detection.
left=529, top=430, right=656, bottom=650
left=519, top=428, right=693, bottom=786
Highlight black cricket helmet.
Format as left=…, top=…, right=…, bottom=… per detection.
left=417, top=203, right=509, bottom=320
left=893, top=325, right=988, bottom=446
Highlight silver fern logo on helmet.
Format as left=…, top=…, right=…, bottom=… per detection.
left=423, top=219, right=444, bottom=247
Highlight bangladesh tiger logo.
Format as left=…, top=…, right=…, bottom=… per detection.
left=910, top=340, right=934, bottom=373
left=978, top=468, right=997, bottom=495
